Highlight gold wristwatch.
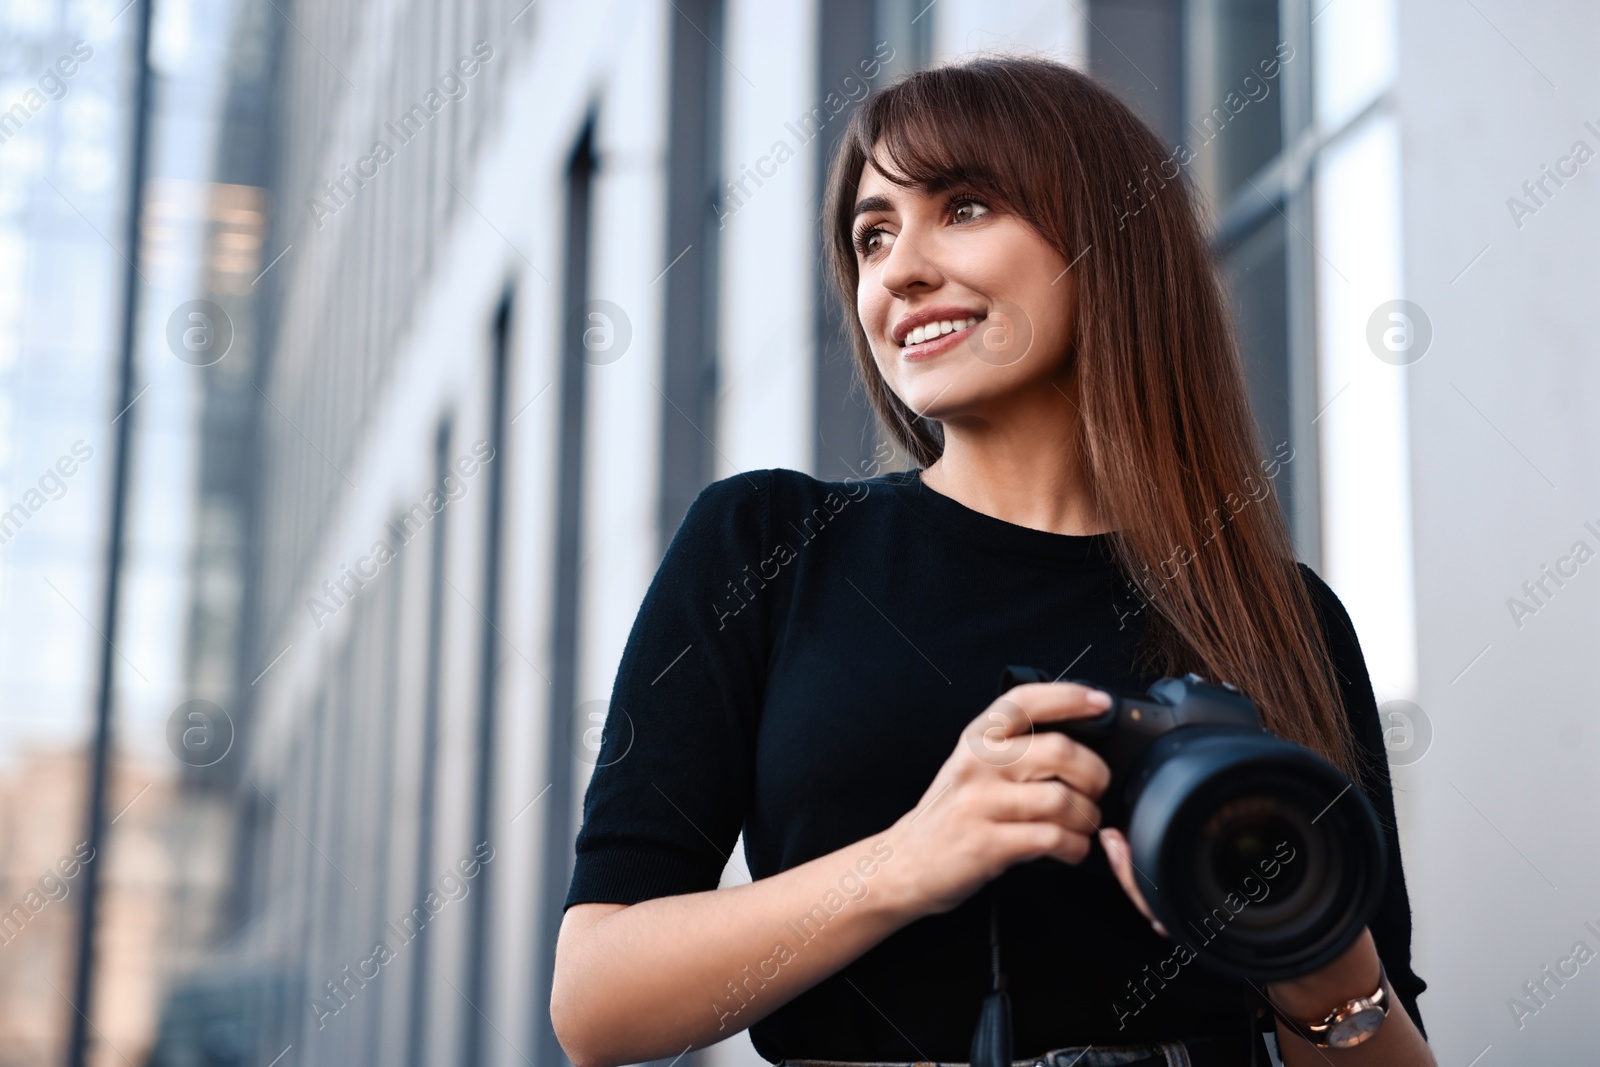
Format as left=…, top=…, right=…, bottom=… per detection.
left=1270, top=959, right=1391, bottom=1049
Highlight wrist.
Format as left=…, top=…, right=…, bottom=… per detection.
left=845, top=830, right=925, bottom=926
left=1266, top=927, right=1383, bottom=1022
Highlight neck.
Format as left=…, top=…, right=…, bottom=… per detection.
left=921, top=374, right=1112, bottom=536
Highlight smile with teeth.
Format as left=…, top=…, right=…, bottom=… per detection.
left=899, top=315, right=981, bottom=348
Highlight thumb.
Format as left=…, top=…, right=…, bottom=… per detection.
left=1100, top=829, right=1167, bottom=938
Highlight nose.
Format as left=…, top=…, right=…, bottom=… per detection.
left=878, top=223, right=944, bottom=298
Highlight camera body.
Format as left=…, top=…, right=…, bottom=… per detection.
left=998, top=666, right=1386, bottom=982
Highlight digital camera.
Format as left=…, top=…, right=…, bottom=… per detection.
left=998, top=666, right=1386, bottom=982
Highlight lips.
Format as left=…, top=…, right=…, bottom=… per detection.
left=891, top=305, right=987, bottom=347
left=898, top=318, right=981, bottom=360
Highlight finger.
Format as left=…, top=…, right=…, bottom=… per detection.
left=994, top=820, right=1094, bottom=866
left=971, top=681, right=1113, bottom=740
left=961, top=710, right=1033, bottom=769
left=1101, top=828, right=1166, bottom=937
left=988, top=779, right=1102, bottom=834
left=1008, top=730, right=1113, bottom=800
left=1044, top=778, right=1103, bottom=833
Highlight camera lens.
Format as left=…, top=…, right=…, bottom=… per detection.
left=1188, top=786, right=1342, bottom=941
left=1206, top=799, right=1307, bottom=900
left=1123, top=729, right=1385, bottom=982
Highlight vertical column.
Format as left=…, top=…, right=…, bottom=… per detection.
left=1311, top=0, right=1416, bottom=701
left=534, top=117, right=599, bottom=1067
left=658, top=0, right=726, bottom=544
left=811, top=0, right=879, bottom=481
left=404, top=418, right=454, bottom=1067
left=463, top=286, right=513, bottom=1067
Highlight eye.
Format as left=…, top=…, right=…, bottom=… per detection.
left=853, top=223, right=890, bottom=258
left=950, top=195, right=991, bottom=224
left=853, top=193, right=991, bottom=259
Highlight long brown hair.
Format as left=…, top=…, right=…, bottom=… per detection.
left=822, top=55, right=1369, bottom=783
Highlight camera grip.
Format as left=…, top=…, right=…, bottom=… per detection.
left=997, top=664, right=1121, bottom=747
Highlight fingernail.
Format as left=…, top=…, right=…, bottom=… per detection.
left=1152, top=920, right=1169, bottom=938
left=1088, top=690, right=1112, bottom=708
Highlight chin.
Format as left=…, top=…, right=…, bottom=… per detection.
left=892, top=375, right=980, bottom=421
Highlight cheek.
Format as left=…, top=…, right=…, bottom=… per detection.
left=857, top=285, right=883, bottom=333
left=857, top=292, right=891, bottom=361
left=869, top=338, right=899, bottom=389
left=1030, top=284, right=1075, bottom=354
left=973, top=225, right=1076, bottom=350
left=876, top=347, right=902, bottom=388
left=1008, top=273, right=1076, bottom=369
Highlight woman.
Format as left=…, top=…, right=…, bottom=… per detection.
left=551, top=56, right=1432, bottom=1067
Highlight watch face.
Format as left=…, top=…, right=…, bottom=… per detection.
left=1327, top=1006, right=1387, bottom=1048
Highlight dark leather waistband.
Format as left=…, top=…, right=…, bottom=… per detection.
left=780, top=1030, right=1267, bottom=1067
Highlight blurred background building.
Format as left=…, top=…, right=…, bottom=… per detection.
left=2, top=0, right=1597, bottom=1065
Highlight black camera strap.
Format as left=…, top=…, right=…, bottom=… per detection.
left=968, top=881, right=1013, bottom=1067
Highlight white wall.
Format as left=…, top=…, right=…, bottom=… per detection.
left=1399, top=1, right=1600, bottom=1062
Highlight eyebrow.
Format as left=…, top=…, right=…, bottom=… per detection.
left=851, top=175, right=977, bottom=220
left=852, top=194, right=892, bottom=220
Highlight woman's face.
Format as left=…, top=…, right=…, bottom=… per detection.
left=852, top=153, right=1078, bottom=425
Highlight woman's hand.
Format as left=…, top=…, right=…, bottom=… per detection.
left=1100, top=827, right=1169, bottom=937
left=879, top=681, right=1116, bottom=920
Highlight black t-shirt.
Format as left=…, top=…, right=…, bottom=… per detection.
left=563, top=467, right=1427, bottom=1061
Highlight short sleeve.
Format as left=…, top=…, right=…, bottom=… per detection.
left=1296, top=563, right=1428, bottom=1039
left=562, top=471, right=773, bottom=910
